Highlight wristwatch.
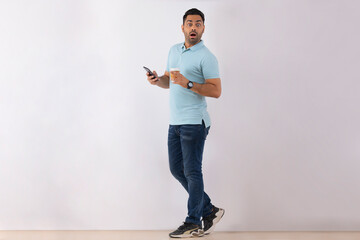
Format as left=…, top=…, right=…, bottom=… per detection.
left=187, top=80, right=194, bottom=89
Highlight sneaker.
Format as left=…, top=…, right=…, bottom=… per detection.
left=169, top=222, right=204, bottom=238
left=202, top=206, right=225, bottom=235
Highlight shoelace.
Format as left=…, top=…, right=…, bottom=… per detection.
left=178, top=222, right=193, bottom=230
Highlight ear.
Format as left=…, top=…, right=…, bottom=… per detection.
left=181, top=24, right=184, bottom=33
left=203, top=25, right=205, bottom=33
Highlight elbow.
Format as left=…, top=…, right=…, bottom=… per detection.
left=213, top=90, right=221, bottom=99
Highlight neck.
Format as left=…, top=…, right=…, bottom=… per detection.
left=185, top=39, right=201, bottom=49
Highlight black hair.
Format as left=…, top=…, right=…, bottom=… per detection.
left=183, top=8, right=205, bottom=24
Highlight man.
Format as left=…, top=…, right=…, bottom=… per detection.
left=146, top=8, right=224, bottom=238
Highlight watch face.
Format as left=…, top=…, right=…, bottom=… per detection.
left=189, top=82, right=193, bottom=87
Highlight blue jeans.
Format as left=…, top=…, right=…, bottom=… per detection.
left=168, top=121, right=213, bottom=226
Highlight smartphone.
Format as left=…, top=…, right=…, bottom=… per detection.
left=143, top=66, right=156, bottom=80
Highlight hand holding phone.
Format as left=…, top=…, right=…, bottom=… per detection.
left=144, top=66, right=159, bottom=84
left=143, top=66, right=156, bottom=78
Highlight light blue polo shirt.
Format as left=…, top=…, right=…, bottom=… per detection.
left=166, top=40, right=220, bottom=127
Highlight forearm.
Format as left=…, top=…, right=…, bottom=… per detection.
left=169, top=72, right=221, bottom=98
left=156, top=75, right=170, bottom=89
left=191, top=82, right=221, bottom=98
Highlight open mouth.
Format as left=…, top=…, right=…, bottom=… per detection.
left=190, top=33, right=197, bottom=38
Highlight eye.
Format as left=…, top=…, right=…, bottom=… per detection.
left=187, top=23, right=192, bottom=27
left=196, top=23, right=201, bottom=27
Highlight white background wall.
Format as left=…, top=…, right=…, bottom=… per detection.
left=1, top=0, right=360, bottom=231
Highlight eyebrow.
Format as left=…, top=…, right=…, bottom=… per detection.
left=186, top=20, right=202, bottom=23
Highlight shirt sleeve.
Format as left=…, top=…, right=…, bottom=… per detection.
left=201, top=52, right=220, bottom=79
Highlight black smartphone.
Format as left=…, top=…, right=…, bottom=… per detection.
left=143, top=66, right=156, bottom=79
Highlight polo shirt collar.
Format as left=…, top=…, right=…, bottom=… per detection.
left=181, top=40, right=204, bottom=52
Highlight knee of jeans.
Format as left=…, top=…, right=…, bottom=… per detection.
left=170, top=166, right=185, bottom=180
left=184, top=169, right=202, bottom=181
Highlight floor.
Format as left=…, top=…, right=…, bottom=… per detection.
left=1, top=231, right=360, bottom=240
